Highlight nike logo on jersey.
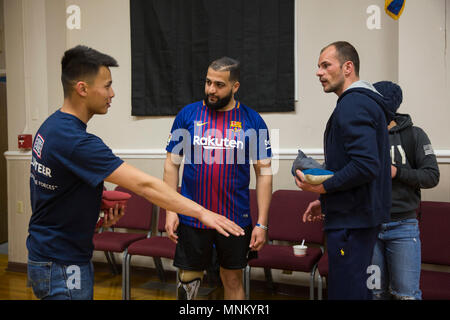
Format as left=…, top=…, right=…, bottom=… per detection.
left=196, top=122, right=209, bottom=127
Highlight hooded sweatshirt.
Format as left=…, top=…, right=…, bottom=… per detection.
left=387, top=114, right=440, bottom=220
left=319, top=80, right=396, bottom=230
left=373, top=82, right=440, bottom=221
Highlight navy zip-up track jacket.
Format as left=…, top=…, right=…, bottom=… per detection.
left=320, top=82, right=396, bottom=230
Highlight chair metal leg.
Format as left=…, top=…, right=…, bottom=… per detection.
left=127, top=254, right=132, bottom=300
left=317, top=274, right=323, bottom=300
left=244, top=265, right=251, bottom=300
left=263, top=268, right=275, bottom=291
left=104, top=251, right=118, bottom=275
left=109, top=251, right=120, bottom=275
left=153, top=257, right=166, bottom=282
left=310, top=263, right=318, bottom=300
left=122, top=249, right=129, bottom=300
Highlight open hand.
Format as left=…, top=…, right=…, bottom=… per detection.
left=249, top=226, right=267, bottom=251
left=302, top=200, right=324, bottom=223
left=199, top=210, right=245, bottom=238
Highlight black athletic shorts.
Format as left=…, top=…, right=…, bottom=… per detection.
left=173, top=223, right=256, bottom=271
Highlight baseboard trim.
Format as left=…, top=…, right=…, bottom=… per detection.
left=5, top=149, right=450, bottom=163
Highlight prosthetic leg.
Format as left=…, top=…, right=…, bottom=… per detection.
left=177, top=270, right=203, bottom=300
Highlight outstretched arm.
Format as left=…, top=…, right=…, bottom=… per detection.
left=105, top=162, right=245, bottom=237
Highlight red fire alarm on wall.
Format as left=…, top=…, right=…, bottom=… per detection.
left=18, top=134, right=32, bottom=149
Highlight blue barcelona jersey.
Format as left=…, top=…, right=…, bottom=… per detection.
left=166, top=100, right=271, bottom=228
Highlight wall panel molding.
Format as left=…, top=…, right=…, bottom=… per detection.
left=5, top=149, right=450, bottom=163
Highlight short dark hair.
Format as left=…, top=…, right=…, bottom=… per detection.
left=322, top=41, right=360, bottom=76
left=209, top=57, right=240, bottom=82
left=61, top=45, right=118, bottom=97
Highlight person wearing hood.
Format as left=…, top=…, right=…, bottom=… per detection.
left=294, top=41, right=392, bottom=300
left=370, top=81, right=440, bottom=300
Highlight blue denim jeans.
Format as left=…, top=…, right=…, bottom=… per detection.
left=27, top=259, right=94, bottom=300
left=371, top=219, right=422, bottom=300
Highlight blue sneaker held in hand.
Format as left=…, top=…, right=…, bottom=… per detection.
left=298, top=168, right=334, bottom=185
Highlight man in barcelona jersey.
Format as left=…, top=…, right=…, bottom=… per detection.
left=164, top=57, right=273, bottom=300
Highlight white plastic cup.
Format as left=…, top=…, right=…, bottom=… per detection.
left=293, top=244, right=307, bottom=257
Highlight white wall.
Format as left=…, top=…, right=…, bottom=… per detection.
left=399, top=0, right=450, bottom=150
left=61, top=0, right=402, bottom=151
left=5, top=0, right=450, bottom=152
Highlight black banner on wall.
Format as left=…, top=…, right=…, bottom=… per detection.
left=130, top=0, right=295, bottom=116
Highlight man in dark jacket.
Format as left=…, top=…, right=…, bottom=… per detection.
left=371, top=81, right=440, bottom=300
left=295, top=41, right=395, bottom=299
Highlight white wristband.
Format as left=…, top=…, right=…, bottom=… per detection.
left=256, top=223, right=268, bottom=231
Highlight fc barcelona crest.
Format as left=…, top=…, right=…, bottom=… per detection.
left=230, top=121, right=242, bottom=132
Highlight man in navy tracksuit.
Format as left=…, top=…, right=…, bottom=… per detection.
left=295, top=41, right=395, bottom=299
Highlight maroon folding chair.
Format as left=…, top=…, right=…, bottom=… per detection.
left=244, top=189, right=324, bottom=300
left=122, top=188, right=181, bottom=300
left=93, top=186, right=155, bottom=299
left=419, top=201, right=450, bottom=300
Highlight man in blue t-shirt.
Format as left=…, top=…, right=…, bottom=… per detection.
left=27, top=46, right=245, bottom=300
left=164, top=57, right=273, bottom=300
